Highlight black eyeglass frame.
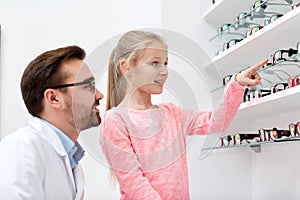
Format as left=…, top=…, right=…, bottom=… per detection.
left=47, top=79, right=96, bottom=92
left=273, top=49, right=298, bottom=63
left=271, top=42, right=300, bottom=64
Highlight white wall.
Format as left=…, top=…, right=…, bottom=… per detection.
left=3, top=1, right=297, bottom=199
left=0, top=0, right=161, bottom=135
left=0, top=0, right=161, bottom=199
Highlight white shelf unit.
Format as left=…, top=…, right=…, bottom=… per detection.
left=202, top=2, right=300, bottom=198
left=207, top=6, right=300, bottom=77
left=227, top=85, right=300, bottom=132
left=203, top=1, right=300, bottom=148
left=202, top=0, right=255, bottom=26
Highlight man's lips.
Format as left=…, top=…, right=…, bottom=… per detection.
left=94, top=105, right=101, bottom=113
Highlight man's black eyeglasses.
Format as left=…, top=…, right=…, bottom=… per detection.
left=48, top=79, right=96, bottom=93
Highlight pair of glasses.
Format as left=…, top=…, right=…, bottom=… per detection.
left=233, top=12, right=252, bottom=30
left=223, top=38, right=243, bottom=50
left=258, top=128, right=290, bottom=141
left=287, top=74, right=300, bottom=88
left=269, top=127, right=291, bottom=140
left=250, top=0, right=292, bottom=17
left=246, top=25, right=264, bottom=37
left=234, top=133, right=260, bottom=145
left=220, top=135, right=233, bottom=146
left=243, top=88, right=271, bottom=102
left=48, top=79, right=96, bottom=93
left=264, top=14, right=283, bottom=26
left=271, top=42, right=300, bottom=64
left=270, top=82, right=289, bottom=93
left=217, top=23, right=231, bottom=37
left=272, top=48, right=299, bottom=64
left=216, top=38, right=244, bottom=56
left=250, top=0, right=272, bottom=19
left=289, top=122, right=300, bottom=137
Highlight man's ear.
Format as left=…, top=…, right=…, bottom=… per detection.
left=43, top=89, right=61, bottom=109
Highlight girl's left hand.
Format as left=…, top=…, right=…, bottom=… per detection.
left=236, top=59, right=268, bottom=87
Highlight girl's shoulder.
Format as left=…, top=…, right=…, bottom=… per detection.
left=158, top=102, right=181, bottom=112
left=104, top=103, right=183, bottom=119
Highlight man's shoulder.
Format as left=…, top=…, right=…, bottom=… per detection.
left=0, top=125, right=44, bottom=148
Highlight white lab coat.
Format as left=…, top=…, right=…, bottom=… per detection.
left=0, top=117, right=85, bottom=200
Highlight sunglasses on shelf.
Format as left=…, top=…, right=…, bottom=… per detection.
left=220, top=135, right=233, bottom=146
left=246, top=25, right=264, bottom=37
left=272, top=48, right=299, bottom=64
left=243, top=88, right=271, bottom=102
left=223, top=38, right=243, bottom=50
left=258, top=128, right=271, bottom=142
left=271, top=42, right=300, bottom=64
left=233, top=12, right=252, bottom=30
left=269, top=127, right=291, bottom=140
left=264, top=14, right=283, bottom=26
left=217, top=23, right=232, bottom=37
left=234, top=133, right=260, bottom=145
left=258, top=128, right=290, bottom=142
left=216, top=38, right=244, bottom=56
left=287, top=74, right=300, bottom=88
left=270, top=82, right=289, bottom=93
left=289, top=122, right=300, bottom=137
left=250, top=0, right=292, bottom=16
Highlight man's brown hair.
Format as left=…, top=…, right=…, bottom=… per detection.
left=21, top=46, right=86, bottom=116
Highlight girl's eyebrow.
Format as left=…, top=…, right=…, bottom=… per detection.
left=150, top=57, right=168, bottom=61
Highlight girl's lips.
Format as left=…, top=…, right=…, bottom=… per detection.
left=154, top=80, right=165, bottom=86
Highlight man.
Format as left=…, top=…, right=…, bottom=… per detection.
left=0, top=46, right=104, bottom=199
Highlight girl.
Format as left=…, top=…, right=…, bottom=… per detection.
left=100, top=30, right=266, bottom=200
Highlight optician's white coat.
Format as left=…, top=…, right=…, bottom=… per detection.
left=0, top=117, right=85, bottom=200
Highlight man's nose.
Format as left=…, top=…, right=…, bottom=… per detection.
left=95, top=89, right=104, bottom=100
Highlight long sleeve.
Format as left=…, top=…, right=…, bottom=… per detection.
left=100, top=112, right=162, bottom=200
left=99, top=76, right=245, bottom=199
left=183, top=74, right=246, bottom=135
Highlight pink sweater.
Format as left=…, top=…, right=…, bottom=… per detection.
left=100, top=78, right=245, bottom=200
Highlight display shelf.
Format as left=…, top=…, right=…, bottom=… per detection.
left=235, top=85, right=300, bottom=121
left=209, top=0, right=294, bottom=42
left=211, top=85, right=300, bottom=134
left=201, top=136, right=300, bottom=153
left=209, top=0, right=272, bottom=42
left=206, top=6, right=300, bottom=77
left=202, top=0, right=254, bottom=26
left=209, top=53, right=300, bottom=94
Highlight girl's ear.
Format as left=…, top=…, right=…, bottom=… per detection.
left=119, top=59, right=128, bottom=74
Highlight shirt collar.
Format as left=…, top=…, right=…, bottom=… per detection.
left=39, top=118, right=85, bottom=169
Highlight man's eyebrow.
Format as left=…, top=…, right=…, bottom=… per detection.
left=83, top=77, right=95, bottom=82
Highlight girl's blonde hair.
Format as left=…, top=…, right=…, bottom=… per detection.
left=106, top=30, right=167, bottom=110
left=105, top=30, right=167, bottom=184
